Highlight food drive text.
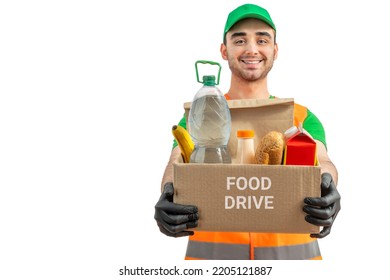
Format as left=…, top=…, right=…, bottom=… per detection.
left=225, top=176, right=274, bottom=210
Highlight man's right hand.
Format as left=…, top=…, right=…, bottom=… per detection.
left=154, top=182, right=199, bottom=237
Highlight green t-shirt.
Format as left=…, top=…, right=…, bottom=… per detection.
left=302, top=109, right=326, bottom=148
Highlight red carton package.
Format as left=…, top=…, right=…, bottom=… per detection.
left=283, top=125, right=318, bottom=166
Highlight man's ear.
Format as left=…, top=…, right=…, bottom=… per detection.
left=274, top=43, right=278, bottom=60
left=220, top=43, right=228, bottom=60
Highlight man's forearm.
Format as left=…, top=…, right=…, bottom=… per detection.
left=315, top=140, right=338, bottom=185
left=319, top=160, right=338, bottom=186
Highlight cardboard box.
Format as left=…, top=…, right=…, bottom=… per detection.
left=174, top=98, right=321, bottom=233
left=174, top=163, right=320, bottom=233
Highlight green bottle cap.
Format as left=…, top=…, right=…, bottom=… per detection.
left=202, top=75, right=216, bottom=86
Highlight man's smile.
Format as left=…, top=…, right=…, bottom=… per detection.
left=241, top=59, right=263, bottom=64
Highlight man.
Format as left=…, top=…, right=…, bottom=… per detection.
left=155, top=4, right=341, bottom=260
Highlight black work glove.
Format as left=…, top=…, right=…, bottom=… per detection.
left=154, top=182, right=199, bottom=237
left=303, top=173, right=341, bottom=238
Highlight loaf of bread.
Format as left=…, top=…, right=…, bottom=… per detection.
left=255, top=131, right=285, bottom=165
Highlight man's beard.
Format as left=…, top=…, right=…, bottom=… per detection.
left=227, top=55, right=274, bottom=81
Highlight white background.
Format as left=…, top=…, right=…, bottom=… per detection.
left=1, top=0, right=389, bottom=279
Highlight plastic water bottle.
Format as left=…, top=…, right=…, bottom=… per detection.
left=188, top=61, right=231, bottom=163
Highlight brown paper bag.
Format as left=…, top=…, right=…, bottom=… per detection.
left=184, top=98, right=294, bottom=161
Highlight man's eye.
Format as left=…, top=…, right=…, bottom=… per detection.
left=235, top=39, right=245, bottom=45
left=258, top=39, right=268, bottom=44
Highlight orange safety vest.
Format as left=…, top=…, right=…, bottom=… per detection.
left=185, top=98, right=321, bottom=260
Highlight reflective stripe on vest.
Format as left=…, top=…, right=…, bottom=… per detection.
left=186, top=241, right=250, bottom=260
left=186, top=239, right=320, bottom=260
left=254, top=240, right=320, bottom=260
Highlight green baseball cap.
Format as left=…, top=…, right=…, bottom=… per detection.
left=223, top=4, right=276, bottom=41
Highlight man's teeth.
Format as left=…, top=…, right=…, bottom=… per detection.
left=243, top=60, right=261, bottom=64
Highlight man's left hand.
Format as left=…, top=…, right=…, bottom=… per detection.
left=303, top=173, right=341, bottom=238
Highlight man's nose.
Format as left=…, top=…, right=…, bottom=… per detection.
left=243, top=39, right=259, bottom=54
